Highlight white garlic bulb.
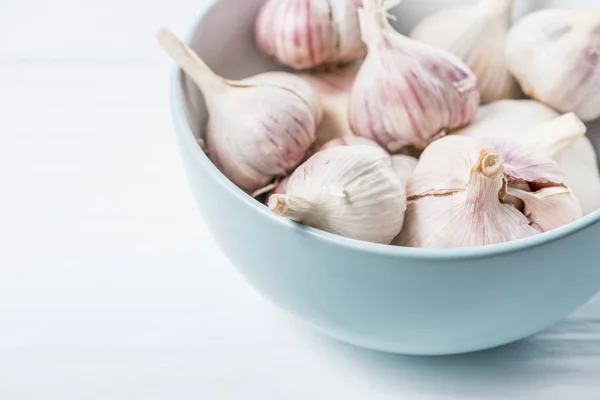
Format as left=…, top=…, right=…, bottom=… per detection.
left=505, top=9, right=600, bottom=121
left=410, top=0, right=519, bottom=104
left=394, top=135, right=583, bottom=248
left=255, top=0, right=366, bottom=70
left=300, top=63, right=360, bottom=149
left=456, top=100, right=600, bottom=215
left=318, top=137, right=417, bottom=183
left=349, top=0, right=480, bottom=153
left=269, top=145, right=406, bottom=244
left=157, top=29, right=322, bottom=194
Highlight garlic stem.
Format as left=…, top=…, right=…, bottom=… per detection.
left=479, top=152, right=503, bottom=179
left=466, top=151, right=505, bottom=203
left=156, top=29, right=226, bottom=94
left=359, top=0, right=402, bottom=48
left=518, top=113, right=586, bottom=156
left=268, top=194, right=314, bottom=222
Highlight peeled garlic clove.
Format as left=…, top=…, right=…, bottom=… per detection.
left=319, top=136, right=380, bottom=151
left=348, top=0, right=480, bottom=153
left=391, top=155, right=418, bottom=184
left=410, top=0, right=519, bottom=104
left=394, top=135, right=582, bottom=248
left=457, top=103, right=600, bottom=215
left=269, top=145, right=406, bottom=244
left=300, top=63, right=360, bottom=149
left=505, top=9, right=600, bottom=121
left=157, top=29, right=322, bottom=194
left=255, top=0, right=366, bottom=70
left=507, top=186, right=582, bottom=232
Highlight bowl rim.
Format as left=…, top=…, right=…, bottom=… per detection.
left=169, top=0, right=600, bottom=261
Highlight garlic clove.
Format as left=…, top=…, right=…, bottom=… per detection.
left=411, top=0, right=519, bottom=104
left=349, top=0, right=480, bottom=153
left=255, top=0, right=366, bottom=70
left=394, top=135, right=582, bottom=248
left=156, top=29, right=322, bottom=194
left=269, top=145, right=406, bottom=244
left=505, top=9, right=600, bottom=121
left=456, top=102, right=600, bottom=214
left=507, top=186, right=583, bottom=232
left=300, top=63, right=360, bottom=149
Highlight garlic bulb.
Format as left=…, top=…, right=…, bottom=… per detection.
left=269, top=145, right=406, bottom=244
left=157, top=29, right=322, bottom=194
left=394, top=135, right=582, bottom=248
left=349, top=0, right=480, bottom=153
left=391, top=155, right=418, bottom=184
left=456, top=100, right=600, bottom=215
left=505, top=9, right=600, bottom=121
left=300, top=63, right=360, bottom=149
left=410, top=0, right=519, bottom=104
left=255, top=0, right=366, bottom=70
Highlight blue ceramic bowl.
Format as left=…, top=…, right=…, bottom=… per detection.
left=170, top=0, right=600, bottom=355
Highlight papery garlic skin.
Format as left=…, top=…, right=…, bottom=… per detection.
left=394, top=135, right=582, bottom=248
left=157, top=29, right=322, bottom=193
left=349, top=0, right=480, bottom=152
left=456, top=100, right=600, bottom=215
left=410, top=0, right=519, bottom=104
left=505, top=9, right=600, bottom=121
left=269, top=145, right=406, bottom=244
left=255, top=0, right=366, bottom=70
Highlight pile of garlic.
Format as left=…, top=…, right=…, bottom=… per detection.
left=157, top=0, right=600, bottom=249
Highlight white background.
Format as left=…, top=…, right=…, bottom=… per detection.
left=1, top=0, right=600, bottom=399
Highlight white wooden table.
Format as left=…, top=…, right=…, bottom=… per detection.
left=1, top=1, right=600, bottom=399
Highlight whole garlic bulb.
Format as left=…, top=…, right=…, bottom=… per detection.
left=269, top=145, right=406, bottom=244
left=410, top=0, right=520, bottom=104
left=300, top=63, right=360, bottom=149
left=394, top=135, right=583, bottom=248
left=349, top=0, right=480, bottom=152
left=255, top=0, right=366, bottom=70
left=157, top=29, right=322, bottom=194
left=505, top=9, right=600, bottom=121
left=455, top=100, right=600, bottom=215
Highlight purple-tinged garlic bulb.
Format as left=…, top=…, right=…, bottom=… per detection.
left=255, top=0, right=366, bottom=70
left=157, top=29, right=322, bottom=194
left=349, top=0, right=480, bottom=153
left=394, top=135, right=583, bottom=248
left=456, top=101, right=600, bottom=215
